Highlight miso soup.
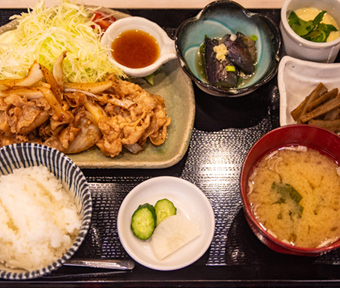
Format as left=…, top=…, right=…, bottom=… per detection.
left=248, top=146, right=340, bottom=248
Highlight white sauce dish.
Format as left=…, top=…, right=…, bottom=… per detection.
left=101, top=16, right=177, bottom=78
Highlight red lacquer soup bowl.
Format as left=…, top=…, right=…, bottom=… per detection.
left=240, top=124, right=340, bottom=256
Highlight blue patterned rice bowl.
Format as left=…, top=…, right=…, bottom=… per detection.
left=0, top=143, right=92, bottom=280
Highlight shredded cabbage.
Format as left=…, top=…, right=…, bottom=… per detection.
left=0, top=0, right=125, bottom=82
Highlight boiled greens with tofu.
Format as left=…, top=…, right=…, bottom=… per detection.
left=288, top=10, right=338, bottom=43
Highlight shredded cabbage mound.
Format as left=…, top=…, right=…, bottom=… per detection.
left=0, top=0, right=125, bottom=83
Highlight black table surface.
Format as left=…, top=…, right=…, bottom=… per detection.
left=1, top=7, right=340, bottom=288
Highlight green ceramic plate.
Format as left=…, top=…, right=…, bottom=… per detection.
left=0, top=8, right=195, bottom=169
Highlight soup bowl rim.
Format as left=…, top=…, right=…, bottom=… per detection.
left=240, top=124, right=340, bottom=255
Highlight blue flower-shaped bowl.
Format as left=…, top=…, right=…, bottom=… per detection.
left=175, top=0, right=281, bottom=97
left=0, top=143, right=92, bottom=280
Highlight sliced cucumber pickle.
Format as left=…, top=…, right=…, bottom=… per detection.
left=131, top=203, right=156, bottom=240
left=154, top=198, right=177, bottom=226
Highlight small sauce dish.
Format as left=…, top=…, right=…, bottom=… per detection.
left=101, top=16, right=177, bottom=78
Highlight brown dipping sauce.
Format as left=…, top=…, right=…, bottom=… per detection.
left=111, top=29, right=160, bottom=68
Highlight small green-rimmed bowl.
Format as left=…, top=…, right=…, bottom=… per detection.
left=175, top=0, right=281, bottom=97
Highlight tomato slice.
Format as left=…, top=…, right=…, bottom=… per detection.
left=91, top=11, right=117, bottom=31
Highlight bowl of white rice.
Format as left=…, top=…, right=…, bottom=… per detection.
left=0, top=143, right=92, bottom=280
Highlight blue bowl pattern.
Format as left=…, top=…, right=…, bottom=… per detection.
left=0, top=143, right=92, bottom=280
left=175, top=0, right=281, bottom=97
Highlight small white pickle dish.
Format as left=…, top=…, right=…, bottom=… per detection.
left=117, top=176, right=215, bottom=271
left=101, top=16, right=177, bottom=78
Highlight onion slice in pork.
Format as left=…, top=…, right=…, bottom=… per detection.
left=0, top=87, right=44, bottom=99
left=124, top=143, right=143, bottom=154
left=40, top=64, right=63, bottom=103
left=65, top=112, right=102, bottom=154
left=64, top=88, right=135, bottom=109
left=37, top=87, right=73, bottom=124
left=0, top=61, right=43, bottom=90
left=83, top=99, right=107, bottom=124
left=64, top=80, right=113, bottom=94
left=53, top=51, right=67, bottom=88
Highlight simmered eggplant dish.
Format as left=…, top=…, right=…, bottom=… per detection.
left=197, top=32, right=257, bottom=89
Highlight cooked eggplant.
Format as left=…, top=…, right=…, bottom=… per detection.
left=204, top=37, right=238, bottom=88
left=201, top=32, right=257, bottom=89
left=240, top=33, right=257, bottom=64
left=222, top=32, right=255, bottom=74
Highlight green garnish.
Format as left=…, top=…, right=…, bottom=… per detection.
left=225, top=65, right=236, bottom=72
left=250, top=35, right=258, bottom=41
left=288, top=11, right=338, bottom=42
left=144, top=73, right=155, bottom=85
left=271, top=182, right=304, bottom=218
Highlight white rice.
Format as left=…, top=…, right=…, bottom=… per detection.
left=0, top=166, right=82, bottom=271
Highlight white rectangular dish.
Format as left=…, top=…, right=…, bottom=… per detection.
left=278, top=56, right=340, bottom=126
